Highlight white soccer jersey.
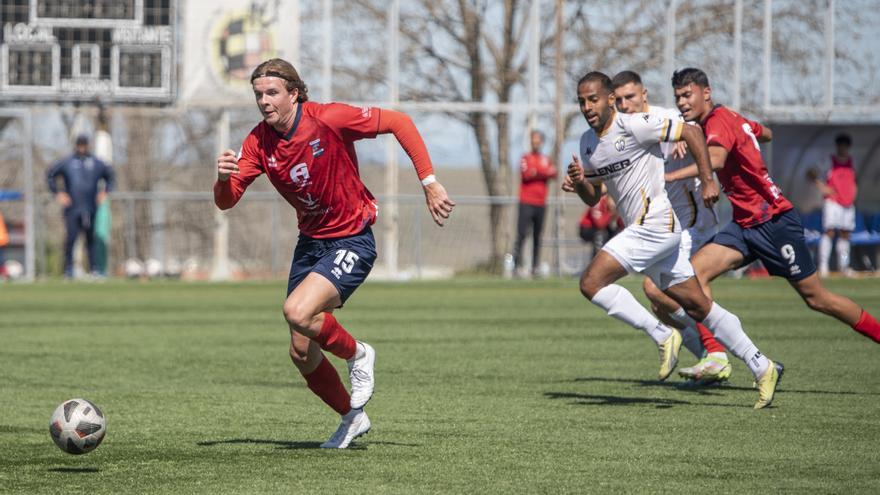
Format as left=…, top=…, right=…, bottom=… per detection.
left=647, top=104, right=718, bottom=232
left=579, top=111, right=683, bottom=231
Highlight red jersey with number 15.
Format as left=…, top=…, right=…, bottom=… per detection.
left=702, top=105, right=792, bottom=228
left=218, top=102, right=381, bottom=238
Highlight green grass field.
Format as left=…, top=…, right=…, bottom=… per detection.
left=2, top=277, right=880, bottom=493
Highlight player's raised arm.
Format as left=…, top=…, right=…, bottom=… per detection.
left=377, top=109, right=455, bottom=226
left=678, top=125, right=720, bottom=207
left=567, top=154, right=603, bottom=206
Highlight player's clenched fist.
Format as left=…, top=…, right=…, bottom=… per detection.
left=567, top=154, right=585, bottom=185
left=701, top=178, right=720, bottom=207
left=217, top=149, right=239, bottom=181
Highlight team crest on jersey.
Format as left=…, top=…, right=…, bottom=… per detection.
left=309, top=139, right=324, bottom=157
left=614, top=137, right=626, bottom=152
left=267, top=155, right=278, bottom=168
left=289, top=162, right=311, bottom=187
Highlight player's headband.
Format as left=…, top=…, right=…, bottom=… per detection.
left=251, top=70, right=291, bottom=83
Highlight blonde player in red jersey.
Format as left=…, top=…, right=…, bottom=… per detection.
left=666, top=67, right=880, bottom=344
left=214, top=58, right=455, bottom=448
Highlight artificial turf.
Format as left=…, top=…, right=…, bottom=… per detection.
left=1, top=277, right=879, bottom=493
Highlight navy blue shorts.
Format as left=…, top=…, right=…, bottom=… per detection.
left=286, top=227, right=377, bottom=305
left=713, top=209, right=816, bottom=281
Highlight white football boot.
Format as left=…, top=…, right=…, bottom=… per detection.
left=348, top=341, right=375, bottom=410
left=320, top=408, right=371, bottom=449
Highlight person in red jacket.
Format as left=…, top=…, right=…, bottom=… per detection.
left=578, top=195, right=621, bottom=259
left=512, top=130, right=557, bottom=277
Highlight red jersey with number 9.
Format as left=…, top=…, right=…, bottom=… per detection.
left=701, top=105, right=792, bottom=228
left=220, top=101, right=382, bottom=238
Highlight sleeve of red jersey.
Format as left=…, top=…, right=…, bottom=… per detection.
left=213, top=132, right=264, bottom=210
left=704, top=117, right=735, bottom=151
left=747, top=119, right=764, bottom=140
left=313, top=102, right=382, bottom=140
left=376, top=109, right=434, bottom=181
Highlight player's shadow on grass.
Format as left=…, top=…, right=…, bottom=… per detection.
left=48, top=467, right=100, bottom=473
left=573, top=375, right=878, bottom=397
left=197, top=438, right=418, bottom=450
left=198, top=438, right=324, bottom=450
left=545, top=391, right=692, bottom=408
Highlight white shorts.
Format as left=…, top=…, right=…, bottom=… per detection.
left=681, top=226, right=718, bottom=257
left=822, top=200, right=855, bottom=231
left=602, top=224, right=695, bottom=290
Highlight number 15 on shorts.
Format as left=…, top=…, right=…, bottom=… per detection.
left=332, top=249, right=360, bottom=279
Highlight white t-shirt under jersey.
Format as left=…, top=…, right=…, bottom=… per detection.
left=579, top=110, right=683, bottom=231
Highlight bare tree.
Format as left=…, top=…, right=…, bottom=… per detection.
left=336, top=0, right=557, bottom=271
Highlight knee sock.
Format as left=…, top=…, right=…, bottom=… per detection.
left=697, top=323, right=727, bottom=354
left=819, top=234, right=832, bottom=273
left=302, top=355, right=352, bottom=416
left=669, top=307, right=705, bottom=358
left=836, top=237, right=850, bottom=272
left=701, top=302, right=769, bottom=378
left=853, top=310, right=880, bottom=343
left=312, top=313, right=357, bottom=360
left=591, top=284, right=672, bottom=345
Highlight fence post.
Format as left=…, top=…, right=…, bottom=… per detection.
left=211, top=110, right=231, bottom=281
left=415, top=199, right=422, bottom=279
left=271, top=196, right=280, bottom=276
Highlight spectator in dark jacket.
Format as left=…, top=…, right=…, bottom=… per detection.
left=47, top=134, right=115, bottom=278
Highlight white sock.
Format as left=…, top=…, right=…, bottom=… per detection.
left=836, top=237, right=850, bottom=272
left=701, top=302, right=769, bottom=378
left=591, top=284, right=672, bottom=345
left=819, top=234, right=832, bottom=273
left=669, top=307, right=705, bottom=358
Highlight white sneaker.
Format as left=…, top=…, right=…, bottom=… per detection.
left=320, top=409, right=371, bottom=449
left=348, top=341, right=375, bottom=410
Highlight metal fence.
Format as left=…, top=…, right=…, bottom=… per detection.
left=31, top=191, right=601, bottom=280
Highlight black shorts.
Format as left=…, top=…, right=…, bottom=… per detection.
left=713, top=209, right=816, bottom=281
left=287, top=227, right=377, bottom=304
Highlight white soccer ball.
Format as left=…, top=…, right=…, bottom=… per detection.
left=145, top=258, right=163, bottom=278
left=49, top=398, right=107, bottom=455
left=124, top=258, right=144, bottom=278
left=5, top=260, right=23, bottom=279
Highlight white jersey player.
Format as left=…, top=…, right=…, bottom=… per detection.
left=610, top=70, right=732, bottom=384
left=563, top=71, right=781, bottom=409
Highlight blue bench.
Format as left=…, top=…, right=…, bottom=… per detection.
left=800, top=210, right=880, bottom=247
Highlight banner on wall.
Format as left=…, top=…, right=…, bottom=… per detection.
left=181, top=0, right=299, bottom=105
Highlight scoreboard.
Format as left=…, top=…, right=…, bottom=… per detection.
left=0, top=0, right=176, bottom=103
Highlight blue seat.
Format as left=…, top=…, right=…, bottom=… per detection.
left=0, top=190, right=23, bottom=201
left=800, top=210, right=823, bottom=246
left=870, top=213, right=880, bottom=234
left=851, top=210, right=880, bottom=247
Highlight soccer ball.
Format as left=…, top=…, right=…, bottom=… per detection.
left=49, top=399, right=107, bottom=455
